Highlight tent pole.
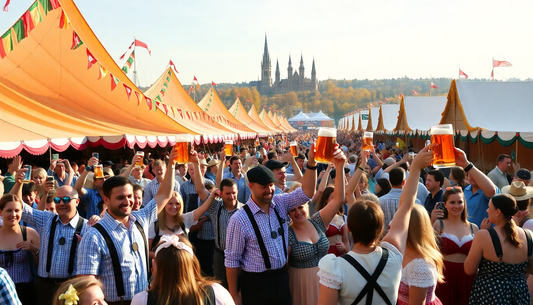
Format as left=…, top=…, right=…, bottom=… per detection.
left=133, top=37, right=137, bottom=86
left=516, top=137, right=519, bottom=164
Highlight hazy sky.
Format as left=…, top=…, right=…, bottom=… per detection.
left=1, top=0, right=532, bottom=87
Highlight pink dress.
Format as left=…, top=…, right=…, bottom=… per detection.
left=397, top=258, right=442, bottom=305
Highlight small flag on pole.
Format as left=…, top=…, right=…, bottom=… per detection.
left=121, top=51, right=135, bottom=74
left=412, top=90, right=418, bottom=96
left=134, top=39, right=151, bottom=55
left=169, top=60, right=179, bottom=73
left=430, top=82, right=438, bottom=89
left=493, top=59, right=512, bottom=67
left=459, top=69, right=468, bottom=79
left=212, top=81, right=217, bottom=86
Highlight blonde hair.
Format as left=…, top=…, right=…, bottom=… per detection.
left=286, top=182, right=302, bottom=193
left=33, top=167, right=48, bottom=197
left=52, top=277, right=103, bottom=305
left=150, top=237, right=216, bottom=305
left=407, top=204, right=444, bottom=283
left=158, top=191, right=184, bottom=231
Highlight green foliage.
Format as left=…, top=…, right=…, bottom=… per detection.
left=196, top=77, right=453, bottom=120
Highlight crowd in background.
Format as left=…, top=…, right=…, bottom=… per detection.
left=1, top=129, right=533, bottom=305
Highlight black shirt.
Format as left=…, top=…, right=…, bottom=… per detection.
left=424, top=189, right=443, bottom=214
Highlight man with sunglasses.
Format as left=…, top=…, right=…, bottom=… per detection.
left=11, top=174, right=89, bottom=305
left=76, top=148, right=178, bottom=305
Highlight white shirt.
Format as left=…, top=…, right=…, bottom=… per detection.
left=130, top=283, right=235, bottom=305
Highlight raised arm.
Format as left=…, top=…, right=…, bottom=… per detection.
left=300, top=143, right=317, bottom=198
left=371, top=147, right=383, bottom=175
left=8, top=169, right=26, bottom=198
left=281, top=152, right=303, bottom=181
left=317, top=164, right=333, bottom=193
left=189, top=150, right=210, bottom=202
left=120, top=155, right=142, bottom=177
left=455, top=148, right=497, bottom=197
left=346, top=150, right=367, bottom=208
left=383, top=153, right=408, bottom=175
left=192, top=188, right=219, bottom=221
left=154, top=148, right=177, bottom=213
left=216, top=150, right=227, bottom=188
left=318, top=148, right=346, bottom=225
left=63, top=159, right=74, bottom=186
left=74, top=157, right=98, bottom=197
left=382, top=144, right=435, bottom=255
left=37, top=180, right=55, bottom=211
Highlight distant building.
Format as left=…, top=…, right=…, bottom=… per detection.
left=250, top=36, right=318, bottom=96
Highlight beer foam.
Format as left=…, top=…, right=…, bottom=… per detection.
left=318, top=127, right=336, bottom=137
left=430, top=124, right=453, bottom=135
left=290, top=141, right=297, bottom=146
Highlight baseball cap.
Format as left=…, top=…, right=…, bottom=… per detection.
left=247, top=165, right=278, bottom=185
left=516, top=169, right=531, bottom=181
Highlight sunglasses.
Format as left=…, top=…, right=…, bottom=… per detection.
left=445, top=186, right=462, bottom=191
left=53, top=197, right=77, bottom=204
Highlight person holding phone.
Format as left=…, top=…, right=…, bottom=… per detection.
left=47, top=159, right=77, bottom=188
left=433, top=187, right=478, bottom=305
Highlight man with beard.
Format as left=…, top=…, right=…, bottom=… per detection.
left=76, top=149, right=177, bottom=305
left=11, top=174, right=89, bottom=305
left=191, top=151, right=242, bottom=288
left=225, top=144, right=325, bottom=305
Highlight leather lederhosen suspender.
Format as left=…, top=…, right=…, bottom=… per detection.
left=243, top=204, right=287, bottom=270
left=93, top=220, right=148, bottom=303
left=341, top=249, right=392, bottom=305
left=46, top=216, right=84, bottom=277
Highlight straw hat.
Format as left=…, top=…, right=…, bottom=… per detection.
left=501, top=181, right=533, bottom=201
left=207, top=159, right=220, bottom=167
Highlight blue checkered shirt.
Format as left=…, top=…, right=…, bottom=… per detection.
left=143, top=178, right=180, bottom=206
left=379, top=189, right=420, bottom=234
left=76, top=199, right=158, bottom=302
left=225, top=188, right=310, bottom=272
left=223, top=172, right=250, bottom=204
left=197, top=197, right=214, bottom=240
left=81, top=188, right=102, bottom=219
left=21, top=204, right=89, bottom=278
left=209, top=198, right=243, bottom=250
left=46, top=169, right=77, bottom=187
left=0, top=268, right=21, bottom=305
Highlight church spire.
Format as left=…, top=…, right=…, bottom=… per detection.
left=275, top=59, right=280, bottom=84
left=262, top=34, right=270, bottom=65
left=260, top=34, right=272, bottom=89
left=311, top=57, right=317, bottom=86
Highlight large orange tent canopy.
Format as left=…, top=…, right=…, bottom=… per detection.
left=144, top=68, right=236, bottom=144
left=0, top=0, right=195, bottom=157
left=228, top=98, right=274, bottom=137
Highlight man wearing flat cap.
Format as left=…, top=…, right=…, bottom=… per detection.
left=225, top=145, right=320, bottom=305
left=264, top=152, right=303, bottom=195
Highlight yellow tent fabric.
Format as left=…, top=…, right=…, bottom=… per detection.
left=272, top=113, right=288, bottom=132
left=394, top=96, right=411, bottom=132
left=197, top=88, right=256, bottom=138
left=439, top=79, right=474, bottom=132
left=280, top=116, right=295, bottom=132
left=228, top=98, right=274, bottom=136
left=259, top=109, right=282, bottom=133
left=0, top=0, right=195, bottom=157
left=144, top=68, right=233, bottom=141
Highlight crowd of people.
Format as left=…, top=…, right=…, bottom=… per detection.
left=1, top=129, right=533, bottom=305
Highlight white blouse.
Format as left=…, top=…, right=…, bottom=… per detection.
left=317, top=242, right=403, bottom=305
left=148, top=211, right=197, bottom=238
left=401, top=258, right=438, bottom=288
left=130, top=283, right=235, bottom=305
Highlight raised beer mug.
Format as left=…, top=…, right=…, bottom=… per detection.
left=315, top=127, right=336, bottom=164
left=224, top=140, right=233, bottom=156
left=174, top=134, right=192, bottom=164
left=363, top=131, right=373, bottom=151
left=290, top=141, right=298, bottom=157
left=430, top=124, right=455, bottom=168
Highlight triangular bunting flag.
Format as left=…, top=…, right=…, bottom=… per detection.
left=162, top=104, right=168, bottom=115
left=177, top=109, right=183, bottom=118
left=186, top=111, right=191, bottom=120
left=59, top=9, right=69, bottom=29
left=156, top=101, right=161, bottom=108
left=97, top=64, right=108, bottom=80
left=21, top=11, right=35, bottom=38
left=71, top=30, right=83, bottom=50
left=123, top=84, right=132, bottom=100
left=87, top=49, right=97, bottom=69
left=146, top=97, right=152, bottom=110
left=135, top=91, right=141, bottom=106
left=156, top=95, right=162, bottom=102
left=163, top=83, right=168, bottom=88
left=110, top=74, right=119, bottom=91
left=170, top=107, right=175, bottom=117
left=152, top=99, right=157, bottom=111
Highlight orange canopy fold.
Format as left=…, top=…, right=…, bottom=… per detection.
left=228, top=98, right=274, bottom=137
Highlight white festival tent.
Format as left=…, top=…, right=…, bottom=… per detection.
left=309, top=111, right=334, bottom=122
left=288, top=111, right=311, bottom=122
left=404, top=96, right=447, bottom=136
left=376, top=104, right=401, bottom=135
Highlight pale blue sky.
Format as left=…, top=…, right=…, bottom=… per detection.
left=1, top=0, right=532, bottom=87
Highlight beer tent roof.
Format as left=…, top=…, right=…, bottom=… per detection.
left=197, top=88, right=256, bottom=139
left=376, top=104, right=400, bottom=134
left=0, top=0, right=195, bottom=157
left=358, top=110, right=369, bottom=131
left=259, top=109, right=282, bottom=133
left=249, top=105, right=281, bottom=134
left=228, top=98, right=273, bottom=136
left=394, top=96, right=446, bottom=136
left=351, top=113, right=359, bottom=132
left=288, top=111, right=311, bottom=122
left=366, top=107, right=380, bottom=131
left=308, top=111, right=334, bottom=121
left=441, top=80, right=533, bottom=147
left=284, top=116, right=297, bottom=132
left=273, top=113, right=290, bottom=132
left=144, top=68, right=235, bottom=144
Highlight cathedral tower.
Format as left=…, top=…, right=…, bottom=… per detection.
left=299, top=54, right=305, bottom=88
left=260, top=35, right=272, bottom=88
